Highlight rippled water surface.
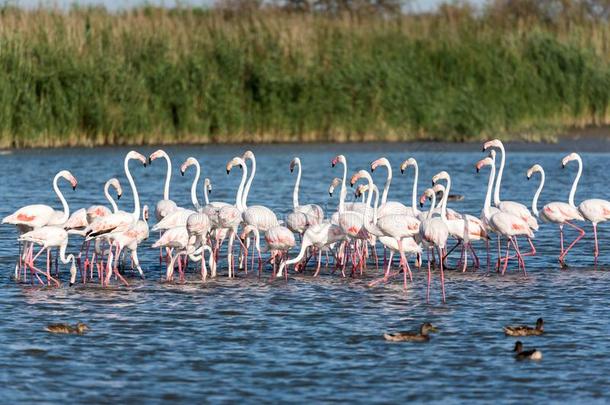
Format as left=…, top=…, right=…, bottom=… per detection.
left=2, top=141, right=610, bottom=402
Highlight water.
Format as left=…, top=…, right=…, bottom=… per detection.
left=1, top=141, right=610, bottom=402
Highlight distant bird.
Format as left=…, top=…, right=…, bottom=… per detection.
left=513, top=341, right=542, bottom=360
left=45, top=322, right=89, bottom=335
left=504, top=318, right=544, bottom=336
left=383, top=323, right=438, bottom=342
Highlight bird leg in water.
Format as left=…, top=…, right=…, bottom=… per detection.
left=559, top=221, right=585, bottom=265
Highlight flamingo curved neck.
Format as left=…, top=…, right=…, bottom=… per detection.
left=203, top=182, right=210, bottom=205
left=493, top=143, right=506, bottom=207
left=104, top=182, right=119, bottom=213
left=235, top=162, right=248, bottom=212
left=426, top=193, right=437, bottom=220
left=440, top=176, right=450, bottom=223
left=338, top=161, right=347, bottom=214
left=242, top=155, right=256, bottom=210
left=59, top=241, right=75, bottom=265
left=125, top=155, right=141, bottom=222
left=411, top=162, right=419, bottom=214
left=532, top=169, right=545, bottom=217
left=190, top=161, right=201, bottom=210
left=484, top=161, right=496, bottom=219
left=380, top=162, right=391, bottom=205
left=292, top=160, right=301, bottom=209
left=568, top=156, right=582, bottom=207
left=53, top=172, right=70, bottom=224
left=160, top=152, right=172, bottom=201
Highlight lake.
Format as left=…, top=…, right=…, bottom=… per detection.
left=1, top=140, right=610, bottom=402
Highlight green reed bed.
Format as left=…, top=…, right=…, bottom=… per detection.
left=0, top=6, right=608, bottom=147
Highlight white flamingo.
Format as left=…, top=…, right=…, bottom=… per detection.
left=149, top=149, right=178, bottom=221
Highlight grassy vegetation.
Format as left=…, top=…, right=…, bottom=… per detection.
left=0, top=4, right=609, bottom=147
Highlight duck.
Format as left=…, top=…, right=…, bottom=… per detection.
left=383, top=322, right=438, bottom=342
left=504, top=318, right=544, bottom=336
left=514, top=341, right=542, bottom=360
left=45, top=322, right=90, bottom=335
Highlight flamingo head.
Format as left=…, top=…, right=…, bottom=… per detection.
left=240, top=224, right=255, bottom=240
left=400, top=158, right=417, bottom=174
left=370, top=157, right=389, bottom=172
left=289, top=157, right=300, bottom=173
left=107, top=178, right=122, bottom=199
left=482, top=139, right=503, bottom=152
left=143, top=205, right=149, bottom=221
left=355, top=184, right=369, bottom=198
left=148, top=149, right=166, bottom=165
left=128, top=151, right=147, bottom=167
left=328, top=177, right=341, bottom=196
left=331, top=154, right=345, bottom=168
left=180, top=157, right=198, bottom=176
left=204, top=178, right=212, bottom=194
left=527, top=164, right=543, bottom=179
left=226, top=157, right=243, bottom=174
left=562, top=152, right=580, bottom=168
left=475, top=156, right=493, bottom=173
left=350, top=170, right=370, bottom=187
left=432, top=170, right=450, bottom=185
left=59, top=170, right=78, bottom=190
left=420, top=188, right=435, bottom=207
left=69, top=261, right=77, bottom=286
left=242, top=150, right=255, bottom=160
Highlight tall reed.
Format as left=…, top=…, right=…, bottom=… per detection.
left=0, top=5, right=608, bottom=147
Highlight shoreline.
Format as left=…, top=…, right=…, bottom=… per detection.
left=2, top=126, right=609, bottom=153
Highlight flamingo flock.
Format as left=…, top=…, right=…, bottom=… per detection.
left=3, top=141, right=609, bottom=303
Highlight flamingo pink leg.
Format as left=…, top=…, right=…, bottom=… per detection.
left=559, top=221, right=585, bottom=264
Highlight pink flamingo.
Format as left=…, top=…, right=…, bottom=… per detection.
left=19, top=226, right=78, bottom=287
left=105, top=205, right=150, bottom=281
left=370, top=157, right=409, bottom=218
left=432, top=171, right=487, bottom=271
left=180, top=157, right=204, bottom=211
left=3, top=170, right=77, bottom=279
left=287, top=157, right=324, bottom=235
left=476, top=155, right=533, bottom=275
left=418, top=187, right=449, bottom=303
left=149, top=149, right=178, bottom=221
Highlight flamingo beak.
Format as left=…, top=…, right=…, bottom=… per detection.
left=117, top=193, right=122, bottom=200
left=400, top=168, right=404, bottom=174
left=226, top=169, right=230, bottom=174
left=148, top=156, right=152, bottom=165
left=329, top=191, right=333, bottom=197
left=181, top=170, right=185, bottom=176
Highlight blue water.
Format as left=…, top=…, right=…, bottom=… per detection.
left=1, top=141, right=610, bottom=402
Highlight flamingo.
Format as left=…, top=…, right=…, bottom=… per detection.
left=476, top=155, right=533, bottom=275
left=180, top=157, right=203, bottom=211
left=419, top=187, right=449, bottom=303
left=152, top=226, right=190, bottom=282
left=18, top=226, right=78, bottom=287
left=219, top=156, right=249, bottom=277
left=432, top=171, right=487, bottom=271
left=277, top=222, right=344, bottom=277
left=265, top=225, right=297, bottom=276
left=526, top=154, right=585, bottom=266
left=353, top=170, right=419, bottom=285
left=3, top=170, right=77, bottom=280
left=370, top=157, right=409, bottom=218
left=149, top=149, right=178, bottom=221
left=353, top=181, right=421, bottom=288
left=483, top=139, right=539, bottom=231
left=185, top=212, right=213, bottom=280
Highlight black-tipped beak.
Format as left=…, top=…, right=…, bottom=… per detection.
left=117, top=194, right=122, bottom=200
left=481, top=147, right=485, bottom=152
left=226, top=169, right=230, bottom=174
left=401, top=168, right=404, bottom=174
left=290, top=167, right=294, bottom=173
left=143, top=162, right=147, bottom=167
left=419, top=202, right=424, bottom=208
left=350, top=182, right=355, bottom=187
left=431, top=181, right=434, bottom=186
left=476, top=167, right=480, bottom=173
left=329, top=192, right=333, bottom=197
left=148, top=157, right=152, bottom=164
left=331, top=163, right=336, bottom=168
left=371, top=167, right=375, bottom=172
left=209, top=189, right=212, bottom=195
left=69, top=282, right=74, bottom=287
left=72, top=185, right=76, bottom=191
left=561, top=163, right=565, bottom=169
left=527, top=176, right=530, bottom=180
left=181, top=170, right=185, bottom=176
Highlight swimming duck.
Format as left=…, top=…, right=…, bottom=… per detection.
left=514, top=341, right=542, bottom=360
left=504, top=318, right=544, bottom=336
left=383, top=322, right=438, bottom=342
left=45, top=322, right=90, bottom=335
